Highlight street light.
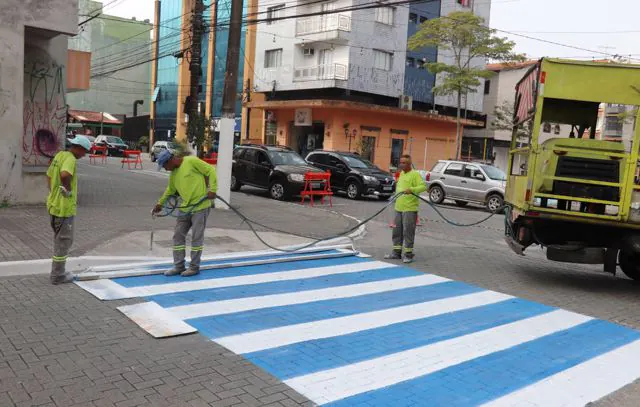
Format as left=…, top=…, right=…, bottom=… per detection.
left=344, top=125, right=357, bottom=152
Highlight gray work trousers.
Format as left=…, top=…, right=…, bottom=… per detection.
left=50, top=216, right=74, bottom=282
left=392, top=211, right=418, bottom=258
left=173, top=208, right=209, bottom=271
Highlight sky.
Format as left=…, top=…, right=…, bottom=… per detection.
left=105, top=0, right=640, bottom=62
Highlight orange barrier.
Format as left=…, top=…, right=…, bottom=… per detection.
left=121, top=150, right=143, bottom=170
left=89, top=146, right=107, bottom=165
left=300, top=172, right=333, bottom=207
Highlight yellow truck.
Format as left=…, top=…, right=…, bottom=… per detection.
left=504, top=58, right=640, bottom=280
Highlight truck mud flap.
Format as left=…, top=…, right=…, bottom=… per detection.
left=547, top=247, right=605, bottom=264
left=504, top=236, right=525, bottom=256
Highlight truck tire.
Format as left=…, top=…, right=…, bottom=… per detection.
left=619, top=250, right=640, bottom=281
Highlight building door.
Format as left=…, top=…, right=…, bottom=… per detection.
left=424, top=138, right=449, bottom=170
left=320, top=2, right=335, bottom=30
left=361, top=136, right=376, bottom=162
left=318, top=49, right=333, bottom=79
left=390, top=138, right=405, bottom=170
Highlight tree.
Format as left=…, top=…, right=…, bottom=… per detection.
left=186, top=112, right=213, bottom=158
left=491, top=100, right=531, bottom=142
left=408, top=11, right=524, bottom=159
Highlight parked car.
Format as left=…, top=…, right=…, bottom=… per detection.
left=95, top=135, right=128, bottom=157
left=305, top=151, right=395, bottom=200
left=150, top=140, right=180, bottom=162
left=426, top=160, right=506, bottom=212
left=231, top=145, right=324, bottom=201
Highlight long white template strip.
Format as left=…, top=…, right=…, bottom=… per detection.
left=168, top=274, right=451, bottom=320
left=482, top=339, right=640, bottom=407
left=130, top=261, right=394, bottom=297
left=218, top=291, right=513, bottom=354
left=285, top=310, right=592, bottom=405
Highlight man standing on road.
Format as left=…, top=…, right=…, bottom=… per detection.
left=152, top=150, right=217, bottom=277
left=385, top=154, right=426, bottom=264
left=47, top=136, right=91, bottom=285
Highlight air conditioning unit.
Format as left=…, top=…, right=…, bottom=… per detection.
left=303, top=48, right=315, bottom=57
left=399, top=94, right=413, bottom=110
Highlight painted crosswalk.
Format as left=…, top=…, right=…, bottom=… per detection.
left=77, top=251, right=640, bottom=406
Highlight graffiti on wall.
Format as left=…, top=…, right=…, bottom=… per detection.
left=348, top=65, right=403, bottom=95
left=23, top=47, right=66, bottom=166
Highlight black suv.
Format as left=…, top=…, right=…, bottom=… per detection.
left=231, top=145, right=324, bottom=200
left=305, top=151, right=395, bottom=200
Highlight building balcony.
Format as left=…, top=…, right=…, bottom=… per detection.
left=295, top=14, right=351, bottom=43
left=293, top=64, right=348, bottom=82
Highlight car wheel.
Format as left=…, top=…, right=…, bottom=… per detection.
left=150, top=153, right=156, bottom=162
left=346, top=181, right=362, bottom=200
left=269, top=180, right=288, bottom=201
left=486, top=194, right=504, bottom=213
left=230, top=175, right=242, bottom=191
left=455, top=200, right=468, bottom=207
left=429, top=185, right=445, bottom=204
left=619, top=250, right=640, bottom=281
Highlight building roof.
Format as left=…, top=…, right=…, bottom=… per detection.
left=69, top=109, right=122, bottom=124
left=486, top=60, right=538, bottom=72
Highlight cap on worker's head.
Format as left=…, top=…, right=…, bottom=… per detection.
left=157, top=149, right=174, bottom=170
left=68, top=135, right=92, bottom=152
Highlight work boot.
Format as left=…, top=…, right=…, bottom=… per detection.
left=164, top=267, right=185, bottom=276
left=402, top=256, right=414, bottom=264
left=181, top=268, right=200, bottom=277
left=51, top=273, right=74, bottom=285
left=384, top=252, right=402, bottom=260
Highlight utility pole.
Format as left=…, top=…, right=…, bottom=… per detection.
left=216, top=0, right=243, bottom=209
left=186, top=0, right=205, bottom=152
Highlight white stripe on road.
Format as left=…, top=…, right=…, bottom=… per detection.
left=130, top=261, right=395, bottom=297
left=285, top=310, right=591, bottom=405
left=168, top=274, right=450, bottom=320
left=482, top=339, right=640, bottom=407
left=218, top=290, right=513, bottom=354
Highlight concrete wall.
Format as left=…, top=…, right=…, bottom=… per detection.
left=0, top=0, right=79, bottom=204
left=434, top=0, right=490, bottom=114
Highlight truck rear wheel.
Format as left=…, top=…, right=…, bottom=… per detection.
left=619, top=250, right=640, bottom=281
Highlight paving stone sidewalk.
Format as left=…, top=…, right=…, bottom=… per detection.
left=0, top=274, right=314, bottom=407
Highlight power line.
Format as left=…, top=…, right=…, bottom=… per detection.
left=78, top=0, right=124, bottom=26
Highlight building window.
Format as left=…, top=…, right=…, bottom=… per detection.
left=484, top=80, right=491, bottom=95
left=264, top=49, right=283, bottom=68
left=409, top=13, right=417, bottom=24
left=554, top=124, right=561, bottom=135
left=373, top=50, right=393, bottom=71
left=419, top=16, right=428, bottom=23
left=266, top=5, right=284, bottom=25
left=406, top=57, right=415, bottom=67
left=542, top=122, right=551, bottom=133
left=606, top=117, right=624, bottom=133
left=375, top=6, right=395, bottom=25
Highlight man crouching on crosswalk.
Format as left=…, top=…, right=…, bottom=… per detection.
left=385, top=154, right=426, bottom=264
left=152, top=150, right=217, bottom=277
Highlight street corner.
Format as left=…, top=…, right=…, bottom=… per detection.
left=74, top=247, right=640, bottom=406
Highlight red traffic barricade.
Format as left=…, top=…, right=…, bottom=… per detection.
left=300, top=171, right=333, bottom=207
left=89, top=145, right=107, bottom=165
left=121, top=150, right=143, bottom=170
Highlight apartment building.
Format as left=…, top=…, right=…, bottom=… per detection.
left=244, top=0, right=489, bottom=171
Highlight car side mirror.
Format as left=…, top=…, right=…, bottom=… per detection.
left=475, top=173, right=486, bottom=181
left=260, top=161, right=271, bottom=167
left=336, top=164, right=347, bottom=172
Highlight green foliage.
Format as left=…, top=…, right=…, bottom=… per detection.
left=187, top=112, right=214, bottom=158
left=408, top=11, right=525, bottom=158
left=138, top=136, right=149, bottom=147
left=491, top=100, right=531, bottom=140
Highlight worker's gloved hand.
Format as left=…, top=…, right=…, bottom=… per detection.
left=152, top=204, right=162, bottom=215
left=207, top=191, right=217, bottom=200
left=404, top=188, right=413, bottom=195
left=59, top=186, right=72, bottom=198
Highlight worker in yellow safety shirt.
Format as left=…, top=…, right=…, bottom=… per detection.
left=46, top=136, right=91, bottom=284
left=152, top=150, right=217, bottom=277
left=385, top=154, right=426, bottom=264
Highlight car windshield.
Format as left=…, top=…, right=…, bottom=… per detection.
left=341, top=155, right=375, bottom=169
left=85, top=136, right=96, bottom=142
left=107, top=136, right=125, bottom=144
left=268, top=151, right=306, bottom=165
left=481, top=165, right=507, bottom=181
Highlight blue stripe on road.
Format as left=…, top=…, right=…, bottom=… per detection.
left=247, top=299, right=553, bottom=380
left=327, top=319, right=640, bottom=407
left=114, top=253, right=369, bottom=288
left=148, top=267, right=415, bottom=307
left=187, top=281, right=483, bottom=339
